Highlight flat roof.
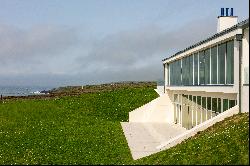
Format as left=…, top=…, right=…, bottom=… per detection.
left=162, top=18, right=249, bottom=62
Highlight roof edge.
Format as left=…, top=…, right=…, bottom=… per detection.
left=162, top=18, right=249, bottom=63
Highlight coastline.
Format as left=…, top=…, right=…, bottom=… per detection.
left=0, top=81, right=157, bottom=101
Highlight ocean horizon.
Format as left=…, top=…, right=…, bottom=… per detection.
left=0, top=85, right=55, bottom=97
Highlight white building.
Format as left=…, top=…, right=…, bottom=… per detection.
left=161, top=8, right=249, bottom=129
left=123, top=9, right=249, bottom=159
left=129, top=8, right=249, bottom=130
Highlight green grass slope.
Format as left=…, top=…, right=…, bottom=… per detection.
left=0, top=87, right=158, bottom=164
left=0, top=86, right=249, bottom=165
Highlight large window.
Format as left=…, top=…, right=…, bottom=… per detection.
left=182, top=57, right=188, bottom=85
left=218, top=43, right=226, bottom=84
left=229, top=100, right=236, bottom=108
left=169, top=62, right=173, bottom=85
left=205, top=49, right=210, bottom=84
left=226, top=40, right=234, bottom=84
left=223, top=99, right=229, bottom=112
left=189, top=55, right=193, bottom=85
left=212, top=98, right=218, bottom=113
left=218, top=98, right=221, bottom=113
left=207, top=97, right=211, bottom=110
left=182, top=55, right=193, bottom=86
left=169, top=59, right=181, bottom=86
left=168, top=40, right=234, bottom=86
left=176, top=60, right=182, bottom=85
left=199, top=51, right=205, bottom=85
left=194, top=53, right=198, bottom=85
left=211, top=46, right=217, bottom=84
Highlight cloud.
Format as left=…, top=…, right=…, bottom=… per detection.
left=0, top=17, right=217, bottom=86
left=0, top=24, right=79, bottom=62
left=0, top=23, right=81, bottom=76
left=75, top=17, right=216, bottom=82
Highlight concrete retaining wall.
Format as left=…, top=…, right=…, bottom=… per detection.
left=242, top=86, right=249, bottom=113
left=129, top=94, right=174, bottom=123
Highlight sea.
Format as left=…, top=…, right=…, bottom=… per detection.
left=0, top=86, right=54, bottom=97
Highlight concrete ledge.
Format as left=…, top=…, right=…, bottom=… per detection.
left=156, top=105, right=239, bottom=150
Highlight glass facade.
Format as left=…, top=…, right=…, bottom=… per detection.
left=199, top=51, right=205, bottom=85
left=226, top=40, right=234, bottom=84
left=189, top=55, right=193, bottom=85
left=218, top=98, right=221, bottom=113
left=194, top=53, right=199, bottom=85
left=168, top=40, right=234, bottom=86
left=218, top=43, right=226, bottom=84
left=204, top=49, right=210, bottom=84
left=211, top=46, right=217, bottom=84
left=223, top=99, right=229, bottom=112
left=169, top=60, right=181, bottom=85
left=207, top=97, right=211, bottom=110
left=229, top=100, right=236, bottom=108
left=181, top=55, right=193, bottom=86
left=182, top=57, right=188, bottom=85
left=212, top=98, right=217, bottom=112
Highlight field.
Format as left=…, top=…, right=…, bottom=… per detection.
left=0, top=84, right=249, bottom=165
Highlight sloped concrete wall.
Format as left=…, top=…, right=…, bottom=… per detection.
left=242, top=86, right=249, bottom=113
left=154, top=86, right=164, bottom=96
left=129, top=93, right=174, bottom=123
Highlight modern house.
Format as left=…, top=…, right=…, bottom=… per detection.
left=122, top=8, right=249, bottom=160
left=162, top=8, right=249, bottom=129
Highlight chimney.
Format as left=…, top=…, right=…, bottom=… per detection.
left=217, top=8, right=238, bottom=33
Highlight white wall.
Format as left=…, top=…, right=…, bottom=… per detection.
left=164, top=64, right=169, bottom=88
left=242, top=86, right=249, bottom=113
left=242, top=28, right=249, bottom=85
left=241, top=27, right=249, bottom=113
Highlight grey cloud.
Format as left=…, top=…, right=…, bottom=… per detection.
left=0, top=24, right=79, bottom=62
left=0, top=23, right=80, bottom=76
left=0, top=17, right=217, bottom=86
left=80, top=17, right=216, bottom=68
left=75, top=17, right=216, bottom=83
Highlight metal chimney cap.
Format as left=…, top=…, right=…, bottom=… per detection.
left=219, top=8, right=234, bottom=17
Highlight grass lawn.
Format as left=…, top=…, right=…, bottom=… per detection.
left=0, top=87, right=158, bottom=164
left=0, top=86, right=249, bottom=165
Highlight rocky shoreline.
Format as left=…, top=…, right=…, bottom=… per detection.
left=1, top=81, right=157, bottom=101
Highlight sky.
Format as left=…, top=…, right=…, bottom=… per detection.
left=0, top=0, right=249, bottom=87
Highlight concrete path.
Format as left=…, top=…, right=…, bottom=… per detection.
left=121, top=122, right=186, bottom=160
